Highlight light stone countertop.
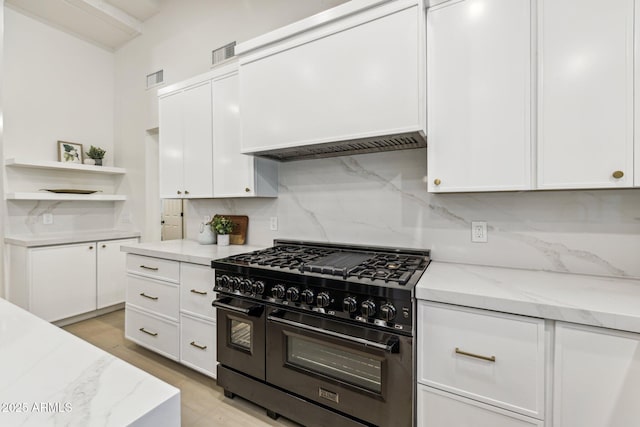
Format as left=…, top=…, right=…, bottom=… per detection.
left=416, top=261, right=640, bottom=334
left=5, top=230, right=141, bottom=247
left=0, top=298, right=180, bottom=426
left=120, top=239, right=266, bottom=266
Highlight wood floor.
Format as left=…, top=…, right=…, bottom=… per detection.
left=63, top=309, right=299, bottom=427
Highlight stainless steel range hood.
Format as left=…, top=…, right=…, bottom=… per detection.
left=247, top=131, right=427, bottom=162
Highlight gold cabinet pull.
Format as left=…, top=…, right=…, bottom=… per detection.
left=140, top=292, right=159, bottom=301
left=190, top=289, right=207, bottom=295
left=612, top=170, right=624, bottom=179
left=190, top=341, right=207, bottom=350
left=139, top=327, right=158, bottom=337
left=434, top=178, right=442, bottom=186
left=177, top=190, right=182, bottom=195
left=140, top=265, right=159, bottom=271
left=89, top=246, right=94, bottom=250
left=455, top=347, right=496, bottom=362
left=101, top=244, right=106, bottom=248
left=245, top=187, right=251, bottom=192
left=185, top=190, right=190, bottom=195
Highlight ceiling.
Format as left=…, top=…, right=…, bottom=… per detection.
left=5, top=0, right=162, bottom=50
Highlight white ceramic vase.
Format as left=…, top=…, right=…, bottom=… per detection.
left=217, top=234, right=230, bottom=246
left=197, top=223, right=215, bottom=245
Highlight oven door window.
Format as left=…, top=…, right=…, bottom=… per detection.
left=286, top=334, right=382, bottom=393
left=229, top=317, right=252, bottom=352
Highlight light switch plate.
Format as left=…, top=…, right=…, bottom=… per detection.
left=43, top=213, right=53, bottom=225
left=270, top=217, right=278, bottom=231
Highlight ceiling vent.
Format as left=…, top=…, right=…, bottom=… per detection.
left=212, top=42, right=236, bottom=66
left=146, top=69, right=164, bottom=89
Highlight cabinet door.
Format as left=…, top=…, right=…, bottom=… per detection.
left=30, top=243, right=97, bottom=322
left=159, top=91, right=184, bottom=198
left=182, top=81, right=213, bottom=198
left=427, top=0, right=531, bottom=192
left=212, top=71, right=255, bottom=197
left=417, top=385, right=543, bottom=427
left=554, top=322, right=640, bottom=427
left=537, top=0, right=634, bottom=189
left=97, top=238, right=138, bottom=309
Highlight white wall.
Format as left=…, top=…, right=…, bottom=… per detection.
left=2, top=8, right=119, bottom=240
left=114, top=0, right=350, bottom=242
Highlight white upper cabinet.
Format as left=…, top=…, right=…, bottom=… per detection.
left=159, top=81, right=213, bottom=198
left=537, top=0, right=634, bottom=189
left=427, top=0, right=532, bottom=192
left=159, top=62, right=277, bottom=199
left=237, top=0, right=426, bottom=160
left=211, top=69, right=277, bottom=197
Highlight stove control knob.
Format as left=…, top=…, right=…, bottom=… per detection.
left=301, top=289, right=314, bottom=305
left=229, top=277, right=242, bottom=292
left=316, top=292, right=331, bottom=308
left=241, top=279, right=253, bottom=293
left=253, top=281, right=265, bottom=295
left=380, top=303, right=397, bottom=322
left=271, top=284, right=286, bottom=299
left=216, top=275, right=230, bottom=289
left=361, top=300, right=376, bottom=318
left=286, top=287, right=300, bottom=302
left=342, top=297, right=357, bottom=313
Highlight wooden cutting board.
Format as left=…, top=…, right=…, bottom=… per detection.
left=213, top=215, right=248, bottom=245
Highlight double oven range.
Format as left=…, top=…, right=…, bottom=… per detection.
left=211, top=240, right=430, bottom=427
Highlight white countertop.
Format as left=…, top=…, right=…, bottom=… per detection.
left=120, top=239, right=266, bottom=265
left=417, top=262, right=640, bottom=334
left=5, top=230, right=141, bottom=247
left=0, top=298, right=180, bottom=426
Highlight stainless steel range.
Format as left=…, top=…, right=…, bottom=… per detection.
left=211, top=240, right=430, bottom=427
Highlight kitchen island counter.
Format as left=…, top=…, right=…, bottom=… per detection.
left=417, top=261, right=640, bottom=334
left=0, top=297, right=180, bottom=426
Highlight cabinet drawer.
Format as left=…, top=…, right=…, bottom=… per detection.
left=180, top=263, right=216, bottom=320
left=126, top=275, right=179, bottom=321
left=126, top=254, right=179, bottom=283
left=417, top=385, right=544, bottom=427
left=125, top=305, right=179, bottom=361
left=180, top=314, right=217, bottom=378
left=417, top=301, right=545, bottom=419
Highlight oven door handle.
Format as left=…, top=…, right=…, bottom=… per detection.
left=268, top=314, right=399, bottom=353
left=213, top=298, right=264, bottom=317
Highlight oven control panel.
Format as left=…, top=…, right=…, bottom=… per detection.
left=214, top=272, right=413, bottom=334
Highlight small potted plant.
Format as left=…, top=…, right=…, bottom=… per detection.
left=86, top=145, right=106, bottom=166
left=211, top=216, right=234, bottom=246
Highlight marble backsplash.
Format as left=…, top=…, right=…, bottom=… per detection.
left=186, top=148, right=640, bottom=279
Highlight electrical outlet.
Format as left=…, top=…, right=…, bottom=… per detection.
left=270, top=217, right=278, bottom=231
left=43, top=213, right=53, bottom=225
left=471, top=221, right=488, bottom=243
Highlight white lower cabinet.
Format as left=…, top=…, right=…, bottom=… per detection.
left=180, top=314, right=216, bottom=378
left=553, top=322, right=640, bottom=427
left=417, top=301, right=546, bottom=425
left=7, top=237, right=138, bottom=323
left=125, top=255, right=218, bottom=378
left=418, top=385, right=544, bottom=427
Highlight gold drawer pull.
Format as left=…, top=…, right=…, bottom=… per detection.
left=140, top=292, right=159, bottom=301
left=455, top=347, right=496, bottom=362
left=140, top=265, right=159, bottom=271
left=190, top=289, right=207, bottom=295
left=139, top=327, right=158, bottom=337
left=612, top=170, right=624, bottom=179
left=190, top=341, right=207, bottom=350
left=434, top=178, right=441, bottom=186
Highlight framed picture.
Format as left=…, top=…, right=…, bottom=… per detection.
left=58, top=141, right=84, bottom=164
